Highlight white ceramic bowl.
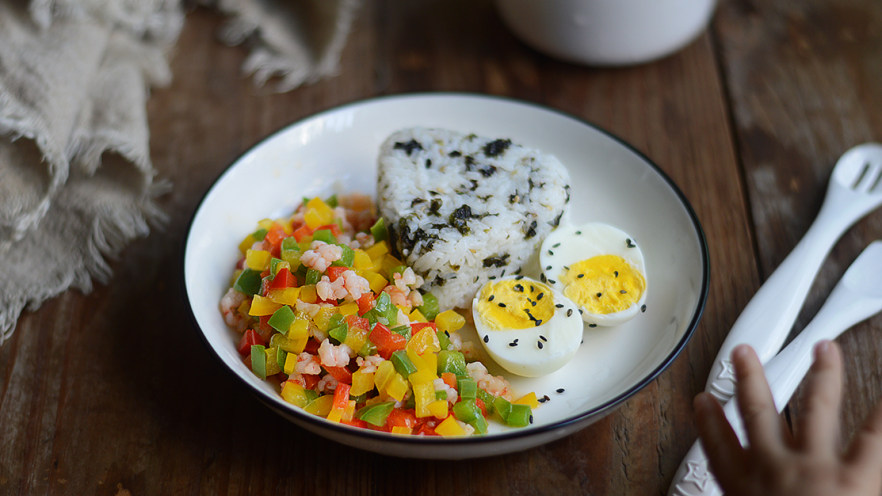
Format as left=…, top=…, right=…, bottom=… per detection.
left=184, top=93, right=708, bottom=459
left=495, top=0, right=717, bottom=66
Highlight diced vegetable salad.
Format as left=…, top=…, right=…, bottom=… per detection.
left=220, top=194, right=537, bottom=436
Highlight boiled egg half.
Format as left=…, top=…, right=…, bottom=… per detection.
left=472, top=276, right=583, bottom=377
left=540, top=222, right=647, bottom=327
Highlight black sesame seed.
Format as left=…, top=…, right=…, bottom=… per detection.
left=529, top=415, right=534, bottom=424
left=537, top=341, right=544, bottom=349
left=614, top=271, right=619, bottom=277
left=530, top=285, right=535, bottom=292
left=620, top=290, right=627, bottom=294
left=513, top=284, right=524, bottom=292
left=588, top=323, right=597, bottom=328
left=545, top=265, right=552, bottom=271
left=540, top=273, right=547, bottom=282
left=596, top=292, right=602, bottom=298
left=575, top=230, right=582, bottom=235
left=531, top=300, right=537, bottom=307
left=539, top=335, right=547, bottom=341
left=552, top=243, right=560, bottom=248
left=547, top=250, right=554, bottom=256
left=555, top=304, right=564, bottom=308
left=488, top=295, right=495, bottom=302
left=515, top=275, right=524, bottom=280
left=579, top=309, right=584, bottom=314
left=488, top=276, right=496, bottom=280
left=536, top=292, right=544, bottom=300
left=626, top=238, right=637, bottom=248
left=509, top=342, right=517, bottom=347
left=548, top=279, right=556, bottom=284
left=483, top=335, right=489, bottom=343
left=566, top=309, right=573, bottom=317
left=563, top=265, right=570, bottom=270
left=577, top=274, right=584, bottom=279
left=444, top=330, right=450, bottom=337
left=534, top=319, right=542, bottom=326
left=538, top=396, right=548, bottom=403
left=641, top=304, right=647, bottom=313
left=498, top=302, right=506, bottom=308
left=556, top=388, right=565, bottom=393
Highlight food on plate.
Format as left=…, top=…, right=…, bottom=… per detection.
left=472, top=276, right=583, bottom=377
left=377, top=127, right=571, bottom=310
left=220, top=194, right=538, bottom=436
left=539, top=222, right=647, bottom=327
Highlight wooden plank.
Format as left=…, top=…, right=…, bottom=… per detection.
left=715, top=0, right=882, bottom=447
left=0, top=0, right=757, bottom=494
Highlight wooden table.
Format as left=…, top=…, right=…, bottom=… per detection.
left=3, top=0, right=881, bottom=493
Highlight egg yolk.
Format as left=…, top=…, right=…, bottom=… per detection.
left=474, top=279, right=555, bottom=330
left=559, top=255, right=645, bottom=314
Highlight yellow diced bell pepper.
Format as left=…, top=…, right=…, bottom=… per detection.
left=391, top=425, right=411, bottom=435
left=513, top=392, right=540, bottom=409
left=412, top=382, right=435, bottom=418
left=407, top=327, right=441, bottom=354
left=353, top=249, right=373, bottom=271
left=267, top=287, right=300, bottom=306
left=381, top=254, right=404, bottom=277
left=238, top=234, right=257, bottom=254
left=364, top=240, right=389, bottom=261
left=361, top=271, right=388, bottom=294
left=385, top=373, right=409, bottom=402
left=350, top=369, right=376, bottom=396
left=408, top=308, right=427, bottom=323
left=326, top=407, right=343, bottom=423
left=257, top=218, right=274, bottom=231
left=408, top=368, right=436, bottom=386
left=236, top=300, right=250, bottom=318
left=343, top=325, right=369, bottom=353
left=304, top=395, right=334, bottom=417
left=245, top=249, right=272, bottom=271
left=313, top=307, right=337, bottom=331
left=427, top=399, right=448, bottom=419
left=407, top=347, right=437, bottom=375
left=264, top=347, right=281, bottom=376
left=281, top=381, right=310, bottom=407
left=288, top=318, right=310, bottom=339
left=248, top=295, right=281, bottom=316
left=299, top=285, right=317, bottom=304
left=283, top=353, right=298, bottom=375
left=342, top=400, right=356, bottom=423
left=304, top=197, right=335, bottom=229
left=374, top=360, right=395, bottom=390
left=435, top=309, right=466, bottom=333
left=435, top=415, right=465, bottom=436
left=337, top=302, right=359, bottom=316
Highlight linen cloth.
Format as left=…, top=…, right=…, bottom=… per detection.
left=0, top=0, right=360, bottom=344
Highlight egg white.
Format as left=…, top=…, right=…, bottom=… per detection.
left=472, top=276, right=584, bottom=377
left=540, top=222, right=647, bottom=327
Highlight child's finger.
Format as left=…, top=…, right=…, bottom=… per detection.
left=845, top=399, right=882, bottom=476
left=694, top=392, right=745, bottom=489
left=797, top=340, right=842, bottom=454
left=732, top=344, right=783, bottom=453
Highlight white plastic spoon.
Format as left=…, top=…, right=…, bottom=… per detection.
left=669, top=240, right=882, bottom=496
left=707, top=143, right=882, bottom=401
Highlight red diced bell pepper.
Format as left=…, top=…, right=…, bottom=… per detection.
left=302, top=373, right=321, bottom=390
left=324, top=365, right=353, bottom=385
left=265, top=224, right=286, bottom=247
left=369, top=323, right=406, bottom=359
left=268, top=267, right=295, bottom=290
left=326, top=266, right=348, bottom=282
left=356, top=292, right=374, bottom=316
left=292, top=224, right=313, bottom=242
left=410, top=322, right=437, bottom=333
left=332, top=383, right=351, bottom=410
left=304, top=338, right=321, bottom=355
left=237, top=329, right=264, bottom=355
left=385, top=408, right=417, bottom=431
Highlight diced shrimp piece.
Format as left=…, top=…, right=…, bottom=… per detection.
left=295, top=353, right=322, bottom=375
left=318, top=339, right=353, bottom=368
left=467, top=362, right=512, bottom=400
left=447, top=332, right=462, bottom=351
left=353, top=232, right=374, bottom=250
left=333, top=206, right=354, bottom=232
left=383, top=285, right=409, bottom=308
left=341, top=270, right=370, bottom=301
left=300, top=241, right=342, bottom=272
left=407, top=290, right=423, bottom=307
left=393, top=267, right=424, bottom=291
left=355, top=355, right=385, bottom=373
left=285, top=374, right=307, bottom=388
left=220, top=288, right=248, bottom=331
left=316, top=275, right=347, bottom=301
left=316, top=374, right=339, bottom=394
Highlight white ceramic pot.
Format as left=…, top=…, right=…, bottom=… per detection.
left=494, top=0, right=717, bottom=66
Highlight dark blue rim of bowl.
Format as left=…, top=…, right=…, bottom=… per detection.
left=182, top=92, right=710, bottom=449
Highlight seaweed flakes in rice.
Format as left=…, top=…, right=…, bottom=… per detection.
left=377, top=127, right=571, bottom=309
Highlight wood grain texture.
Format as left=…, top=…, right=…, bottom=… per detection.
left=2, top=0, right=877, bottom=494
left=715, top=0, right=882, bottom=446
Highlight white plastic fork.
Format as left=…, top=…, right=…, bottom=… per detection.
left=706, top=143, right=882, bottom=402
left=669, top=240, right=882, bottom=496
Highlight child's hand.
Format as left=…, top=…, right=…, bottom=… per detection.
left=693, top=341, right=882, bottom=496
